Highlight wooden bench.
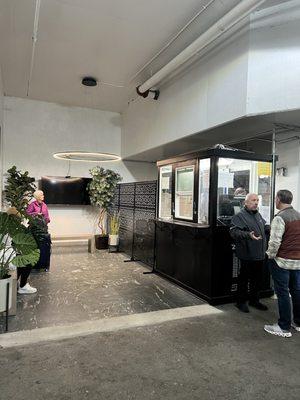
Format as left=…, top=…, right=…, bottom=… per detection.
left=51, top=235, right=96, bottom=253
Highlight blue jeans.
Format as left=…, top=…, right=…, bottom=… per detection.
left=268, top=259, right=300, bottom=330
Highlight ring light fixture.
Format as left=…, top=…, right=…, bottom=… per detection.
left=53, top=151, right=121, bottom=162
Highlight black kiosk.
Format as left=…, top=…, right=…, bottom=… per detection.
left=155, top=147, right=274, bottom=305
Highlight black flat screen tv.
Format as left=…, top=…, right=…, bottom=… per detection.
left=40, top=176, right=91, bottom=205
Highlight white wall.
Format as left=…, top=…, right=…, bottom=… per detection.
left=0, top=66, right=4, bottom=208
left=122, top=1, right=300, bottom=160
left=275, top=133, right=300, bottom=211
left=122, top=29, right=249, bottom=158
left=247, top=0, right=300, bottom=115
left=2, top=97, right=156, bottom=235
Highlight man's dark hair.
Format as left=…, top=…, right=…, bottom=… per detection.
left=276, top=189, right=293, bottom=204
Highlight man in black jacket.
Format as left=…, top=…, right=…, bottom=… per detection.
left=230, top=193, right=268, bottom=313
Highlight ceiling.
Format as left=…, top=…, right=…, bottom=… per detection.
left=0, top=0, right=284, bottom=113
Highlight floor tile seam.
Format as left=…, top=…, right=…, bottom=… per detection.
left=0, top=304, right=222, bottom=348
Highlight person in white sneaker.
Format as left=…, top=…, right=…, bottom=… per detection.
left=264, top=190, right=300, bottom=338
left=17, top=266, right=37, bottom=294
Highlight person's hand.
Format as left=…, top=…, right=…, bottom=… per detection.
left=249, top=231, right=262, bottom=240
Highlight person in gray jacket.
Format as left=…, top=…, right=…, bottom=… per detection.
left=230, top=193, right=268, bottom=313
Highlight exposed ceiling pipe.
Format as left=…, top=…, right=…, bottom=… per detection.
left=130, top=0, right=217, bottom=83
left=26, top=0, right=41, bottom=97
left=137, top=0, right=267, bottom=96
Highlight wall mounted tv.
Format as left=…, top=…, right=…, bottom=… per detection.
left=40, top=176, right=91, bottom=205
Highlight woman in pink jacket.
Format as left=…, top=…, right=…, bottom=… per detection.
left=18, top=190, right=51, bottom=295
left=27, top=190, right=50, bottom=224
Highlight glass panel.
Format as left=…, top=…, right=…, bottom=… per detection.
left=175, top=165, right=194, bottom=220
left=159, top=165, right=172, bottom=219
left=217, top=158, right=272, bottom=226
left=198, top=158, right=210, bottom=225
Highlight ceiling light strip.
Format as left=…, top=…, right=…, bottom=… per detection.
left=53, top=152, right=121, bottom=163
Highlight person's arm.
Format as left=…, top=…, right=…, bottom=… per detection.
left=266, top=216, right=285, bottom=259
left=230, top=225, right=252, bottom=241
left=230, top=214, right=252, bottom=241
left=26, top=202, right=38, bottom=217
left=43, top=204, right=50, bottom=224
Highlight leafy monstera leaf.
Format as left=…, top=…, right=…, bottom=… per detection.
left=12, top=249, right=40, bottom=268
left=11, top=232, right=38, bottom=254
left=0, top=212, right=40, bottom=272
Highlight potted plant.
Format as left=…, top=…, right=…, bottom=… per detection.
left=109, top=211, right=120, bottom=246
left=0, top=211, right=40, bottom=312
left=88, top=166, right=122, bottom=249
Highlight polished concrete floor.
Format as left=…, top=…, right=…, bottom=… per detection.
left=0, top=246, right=202, bottom=332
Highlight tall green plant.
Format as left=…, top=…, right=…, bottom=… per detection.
left=0, top=212, right=40, bottom=279
left=88, top=167, right=122, bottom=235
left=4, top=166, right=36, bottom=217
left=109, top=211, right=120, bottom=235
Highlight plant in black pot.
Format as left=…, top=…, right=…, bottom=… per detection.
left=88, top=166, right=122, bottom=250
left=0, top=210, right=40, bottom=312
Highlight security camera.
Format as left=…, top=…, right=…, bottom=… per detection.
left=136, top=86, right=160, bottom=100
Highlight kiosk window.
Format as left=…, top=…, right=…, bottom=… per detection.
left=159, top=165, right=172, bottom=219
left=198, top=158, right=210, bottom=225
left=217, top=158, right=272, bottom=225
left=175, top=165, right=194, bottom=220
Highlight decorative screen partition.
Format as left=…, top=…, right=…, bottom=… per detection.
left=112, top=181, right=157, bottom=267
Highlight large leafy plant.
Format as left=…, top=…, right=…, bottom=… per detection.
left=88, top=167, right=122, bottom=235
left=4, top=166, right=36, bottom=218
left=0, top=212, right=40, bottom=279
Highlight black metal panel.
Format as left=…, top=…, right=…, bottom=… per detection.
left=135, top=181, right=156, bottom=210
left=119, top=183, right=135, bottom=208
left=155, top=221, right=212, bottom=298
left=133, top=209, right=156, bottom=266
left=116, top=181, right=157, bottom=267
left=211, top=226, right=272, bottom=302
left=211, top=226, right=235, bottom=298
left=119, top=207, right=134, bottom=254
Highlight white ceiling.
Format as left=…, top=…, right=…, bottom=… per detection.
left=0, top=0, right=271, bottom=112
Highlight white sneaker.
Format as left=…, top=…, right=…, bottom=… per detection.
left=264, top=323, right=292, bottom=337
left=18, top=283, right=37, bottom=294
left=291, top=322, right=300, bottom=332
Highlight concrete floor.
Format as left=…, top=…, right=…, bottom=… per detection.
left=0, top=246, right=299, bottom=399
left=0, top=300, right=299, bottom=400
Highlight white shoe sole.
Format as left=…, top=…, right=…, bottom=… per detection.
left=264, top=327, right=292, bottom=337
left=291, top=324, right=300, bottom=332
left=18, top=290, right=37, bottom=294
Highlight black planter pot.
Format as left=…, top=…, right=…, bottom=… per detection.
left=95, top=235, right=109, bottom=250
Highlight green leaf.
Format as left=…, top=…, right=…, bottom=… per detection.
left=12, top=249, right=40, bottom=267
left=11, top=232, right=38, bottom=254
